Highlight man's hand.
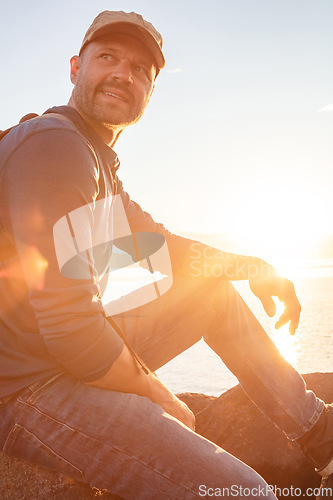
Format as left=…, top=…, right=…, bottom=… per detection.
left=249, top=276, right=301, bottom=335
left=159, top=395, right=196, bottom=431
left=87, top=344, right=196, bottom=430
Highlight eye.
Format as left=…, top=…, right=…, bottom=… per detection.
left=99, top=53, right=115, bottom=62
left=134, top=65, right=151, bottom=80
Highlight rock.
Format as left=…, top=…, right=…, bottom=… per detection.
left=0, top=452, right=120, bottom=499
left=180, top=372, right=333, bottom=500
left=0, top=372, right=331, bottom=499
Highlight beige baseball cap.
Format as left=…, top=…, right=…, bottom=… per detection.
left=79, top=11, right=165, bottom=72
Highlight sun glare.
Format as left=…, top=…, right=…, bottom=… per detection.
left=218, top=177, right=330, bottom=261
left=269, top=300, right=301, bottom=368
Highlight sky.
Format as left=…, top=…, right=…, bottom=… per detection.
left=1, top=0, right=333, bottom=260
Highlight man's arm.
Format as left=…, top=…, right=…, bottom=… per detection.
left=0, top=124, right=128, bottom=382
left=115, top=174, right=277, bottom=280
left=86, top=344, right=195, bottom=430
left=115, top=182, right=302, bottom=334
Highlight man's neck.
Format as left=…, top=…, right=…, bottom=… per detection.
left=67, top=97, right=123, bottom=147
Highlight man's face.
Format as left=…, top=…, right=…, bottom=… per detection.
left=70, top=33, right=156, bottom=132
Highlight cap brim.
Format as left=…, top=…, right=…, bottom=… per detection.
left=80, top=22, right=165, bottom=71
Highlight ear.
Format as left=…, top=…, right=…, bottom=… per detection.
left=70, top=56, right=81, bottom=84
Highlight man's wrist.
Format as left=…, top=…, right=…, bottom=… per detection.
left=146, top=372, right=177, bottom=405
left=245, top=257, right=277, bottom=281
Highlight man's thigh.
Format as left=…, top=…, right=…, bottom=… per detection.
left=109, top=274, right=229, bottom=371
left=0, top=372, right=276, bottom=499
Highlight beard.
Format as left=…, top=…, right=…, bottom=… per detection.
left=72, top=78, right=148, bottom=129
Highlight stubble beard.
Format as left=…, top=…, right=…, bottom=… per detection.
left=72, top=80, right=146, bottom=130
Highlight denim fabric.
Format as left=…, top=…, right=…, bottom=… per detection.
left=0, top=275, right=324, bottom=498
left=0, top=372, right=278, bottom=499
left=112, top=275, right=323, bottom=440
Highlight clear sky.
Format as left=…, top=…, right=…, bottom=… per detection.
left=1, top=0, right=333, bottom=260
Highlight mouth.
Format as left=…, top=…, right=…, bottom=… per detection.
left=103, top=91, right=127, bottom=102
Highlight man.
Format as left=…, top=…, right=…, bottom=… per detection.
left=0, top=10, right=331, bottom=499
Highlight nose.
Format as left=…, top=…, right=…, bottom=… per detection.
left=112, top=59, right=133, bottom=84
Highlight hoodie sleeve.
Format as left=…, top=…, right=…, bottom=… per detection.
left=113, top=173, right=209, bottom=276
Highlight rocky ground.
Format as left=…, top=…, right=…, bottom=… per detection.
left=0, top=372, right=332, bottom=499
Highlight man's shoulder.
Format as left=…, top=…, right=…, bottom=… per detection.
left=1, top=112, right=79, bottom=148
left=0, top=108, right=93, bottom=168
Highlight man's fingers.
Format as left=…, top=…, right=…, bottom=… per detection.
left=275, top=311, right=289, bottom=330
left=289, top=313, right=300, bottom=335
left=275, top=279, right=301, bottom=334
left=250, top=275, right=301, bottom=334
left=275, top=307, right=301, bottom=335
left=259, top=296, right=276, bottom=317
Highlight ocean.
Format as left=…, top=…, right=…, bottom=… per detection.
left=156, top=259, right=333, bottom=396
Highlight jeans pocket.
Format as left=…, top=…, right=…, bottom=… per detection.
left=22, top=372, right=66, bottom=405
left=3, top=424, right=84, bottom=482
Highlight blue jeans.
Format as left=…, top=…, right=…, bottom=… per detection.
left=0, top=275, right=324, bottom=498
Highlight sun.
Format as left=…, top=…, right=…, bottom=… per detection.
left=219, top=176, right=330, bottom=262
